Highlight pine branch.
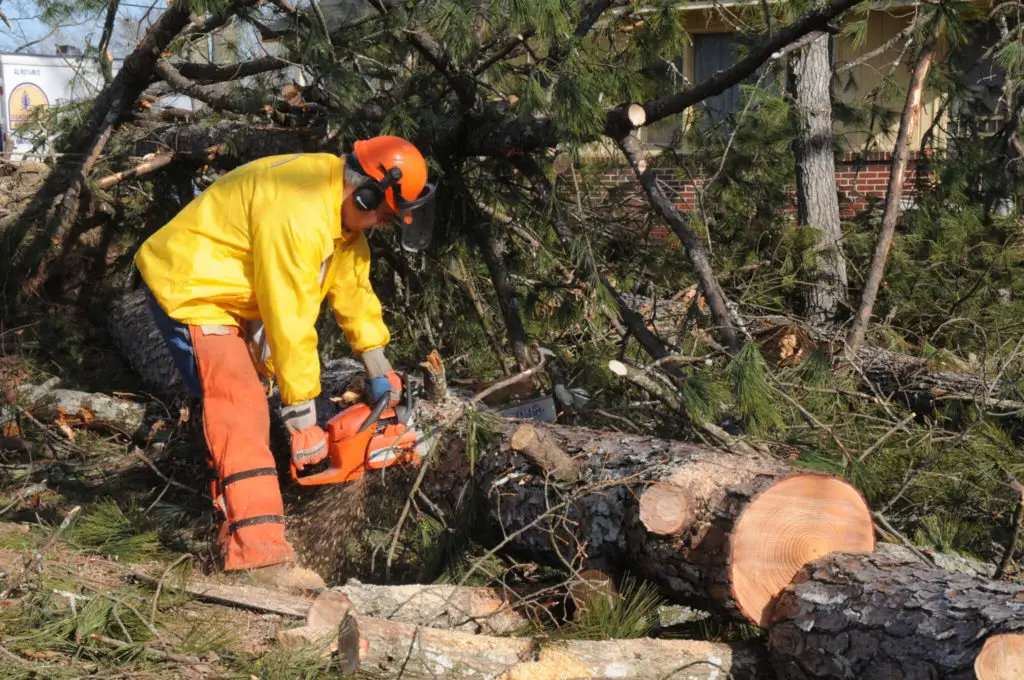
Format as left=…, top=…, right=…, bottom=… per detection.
left=510, top=154, right=677, bottom=363
left=406, top=30, right=475, bottom=110
left=174, top=56, right=290, bottom=83
left=97, top=0, right=120, bottom=83
left=464, top=0, right=865, bottom=155
left=847, top=17, right=940, bottom=354
left=836, top=16, right=917, bottom=74
left=615, top=133, right=740, bottom=352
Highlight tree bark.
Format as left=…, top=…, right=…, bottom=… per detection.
left=787, top=26, right=847, bottom=325
left=1, top=380, right=147, bottom=435
left=769, top=551, right=1024, bottom=680
left=337, top=612, right=770, bottom=679
left=615, top=133, right=741, bottom=351
left=846, top=24, right=939, bottom=354
left=462, top=418, right=875, bottom=627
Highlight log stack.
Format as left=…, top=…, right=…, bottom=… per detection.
left=465, top=420, right=876, bottom=627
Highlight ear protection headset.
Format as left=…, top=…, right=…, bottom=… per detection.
left=350, top=154, right=404, bottom=212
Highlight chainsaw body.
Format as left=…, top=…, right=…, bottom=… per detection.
left=289, top=386, right=422, bottom=486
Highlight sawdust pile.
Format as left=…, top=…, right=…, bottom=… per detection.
left=286, top=476, right=371, bottom=585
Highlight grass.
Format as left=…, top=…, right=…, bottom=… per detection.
left=549, top=573, right=664, bottom=641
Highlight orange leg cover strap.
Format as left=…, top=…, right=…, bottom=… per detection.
left=189, top=325, right=296, bottom=571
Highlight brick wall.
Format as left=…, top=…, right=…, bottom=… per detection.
left=596, top=151, right=929, bottom=234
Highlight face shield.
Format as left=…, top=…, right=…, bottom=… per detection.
left=393, top=182, right=437, bottom=252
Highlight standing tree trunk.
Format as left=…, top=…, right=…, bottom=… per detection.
left=787, top=26, right=847, bottom=325
left=846, top=23, right=939, bottom=354
left=770, top=551, right=1024, bottom=679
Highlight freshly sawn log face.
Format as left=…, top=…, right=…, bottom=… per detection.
left=472, top=424, right=874, bottom=626
left=769, top=551, right=1024, bottom=680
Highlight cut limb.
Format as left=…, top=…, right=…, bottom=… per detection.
left=769, top=551, right=1024, bottom=679
left=510, top=424, right=581, bottom=484
left=463, top=417, right=875, bottom=626
left=337, top=612, right=770, bottom=679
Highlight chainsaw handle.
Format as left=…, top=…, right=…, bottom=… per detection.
left=358, top=391, right=391, bottom=433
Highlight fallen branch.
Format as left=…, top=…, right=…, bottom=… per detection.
left=131, top=572, right=527, bottom=634
left=509, top=424, right=581, bottom=484
left=0, top=482, right=47, bottom=517
left=1, top=380, right=147, bottom=435
left=2, top=505, right=81, bottom=597
left=88, top=633, right=200, bottom=664
left=96, top=144, right=222, bottom=189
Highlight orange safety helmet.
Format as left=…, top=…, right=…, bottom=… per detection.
left=349, top=136, right=436, bottom=252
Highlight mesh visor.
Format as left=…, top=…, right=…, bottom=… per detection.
left=395, top=183, right=437, bottom=252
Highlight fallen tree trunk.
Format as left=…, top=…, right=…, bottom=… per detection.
left=134, top=570, right=526, bottom=635
left=459, top=419, right=875, bottom=627
left=855, top=344, right=1023, bottom=412
left=769, top=551, right=1024, bottom=679
left=338, top=613, right=770, bottom=679
left=1, top=379, right=147, bottom=435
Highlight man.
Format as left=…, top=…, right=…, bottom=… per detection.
left=135, top=136, right=436, bottom=590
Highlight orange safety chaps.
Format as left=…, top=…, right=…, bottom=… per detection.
left=189, top=325, right=295, bottom=571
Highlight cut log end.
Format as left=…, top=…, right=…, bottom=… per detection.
left=626, top=103, right=646, bottom=127
left=975, top=633, right=1024, bottom=680
left=639, top=483, right=691, bottom=536
left=730, top=474, right=875, bottom=627
left=607, top=360, right=629, bottom=377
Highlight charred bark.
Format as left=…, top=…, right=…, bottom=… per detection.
left=770, top=551, right=1024, bottom=680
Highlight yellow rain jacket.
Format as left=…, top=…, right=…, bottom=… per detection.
left=134, top=153, right=390, bottom=406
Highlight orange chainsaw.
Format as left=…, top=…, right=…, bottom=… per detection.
left=289, top=378, right=424, bottom=486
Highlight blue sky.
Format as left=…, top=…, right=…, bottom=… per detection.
left=1, top=0, right=159, bottom=56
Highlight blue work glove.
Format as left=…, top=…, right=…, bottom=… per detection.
left=365, top=372, right=402, bottom=406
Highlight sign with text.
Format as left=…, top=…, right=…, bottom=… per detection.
left=499, top=395, right=558, bottom=423
left=0, top=54, right=113, bottom=157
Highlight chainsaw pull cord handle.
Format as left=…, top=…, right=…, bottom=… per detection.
left=358, top=391, right=391, bottom=433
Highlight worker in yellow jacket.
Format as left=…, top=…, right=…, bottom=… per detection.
left=135, top=136, right=436, bottom=590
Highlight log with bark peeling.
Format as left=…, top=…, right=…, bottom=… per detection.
left=0, top=379, right=147, bottom=435
left=134, top=570, right=527, bottom=635
left=337, top=612, right=770, bottom=679
left=275, top=587, right=769, bottom=679
left=769, top=551, right=1024, bottom=680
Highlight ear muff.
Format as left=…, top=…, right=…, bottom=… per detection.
left=350, top=155, right=404, bottom=213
